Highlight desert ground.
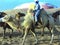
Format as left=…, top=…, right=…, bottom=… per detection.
left=0, top=25, right=60, bottom=45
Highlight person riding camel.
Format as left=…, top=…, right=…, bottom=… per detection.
left=34, top=0, right=40, bottom=25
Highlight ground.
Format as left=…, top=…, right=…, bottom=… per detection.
left=0, top=25, right=60, bottom=45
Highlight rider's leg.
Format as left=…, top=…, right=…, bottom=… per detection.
left=35, top=10, right=40, bottom=25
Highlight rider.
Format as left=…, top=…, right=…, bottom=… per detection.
left=34, top=0, right=40, bottom=25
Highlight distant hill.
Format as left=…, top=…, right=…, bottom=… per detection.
left=4, top=9, right=27, bottom=15
left=3, top=8, right=60, bottom=15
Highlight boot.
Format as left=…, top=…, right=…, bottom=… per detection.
left=35, top=22, right=38, bottom=26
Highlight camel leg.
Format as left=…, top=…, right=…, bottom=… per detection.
left=22, top=27, right=28, bottom=45
left=3, top=27, right=6, bottom=39
left=48, top=28, right=52, bottom=36
left=9, top=29, right=13, bottom=38
left=22, top=28, right=25, bottom=37
left=12, top=29, right=13, bottom=35
left=41, top=26, right=44, bottom=36
left=30, top=29, right=38, bottom=44
left=49, top=28, right=54, bottom=45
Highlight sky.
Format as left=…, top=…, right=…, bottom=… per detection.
left=0, top=0, right=60, bottom=11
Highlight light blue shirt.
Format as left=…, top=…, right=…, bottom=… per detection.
left=35, top=3, right=40, bottom=11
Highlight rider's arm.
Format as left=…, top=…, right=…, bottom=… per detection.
left=34, top=4, right=40, bottom=11
left=35, top=4, right=38, bottom=11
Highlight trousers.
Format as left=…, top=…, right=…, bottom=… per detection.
left=35, top=10, right=40, bottom=22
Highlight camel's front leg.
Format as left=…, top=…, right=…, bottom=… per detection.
left=41, top=26, right=44, bottom=36
left=30, top=29, right=38, bottom=44
left=49, top=28, right=54, bottom=45
left=22, top=27, right=28, bottom=45
left=3, top=27, right=6, bottom=39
